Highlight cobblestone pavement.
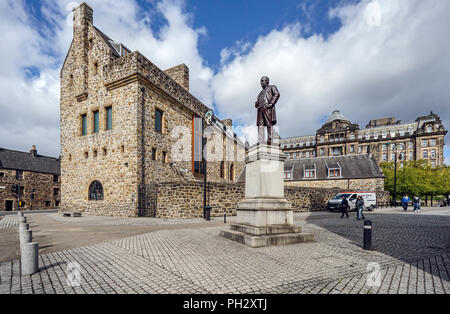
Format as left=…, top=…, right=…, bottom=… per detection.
left=0, top=211, right=449, bottom=294
left=0, top=215, right=18, bottom=230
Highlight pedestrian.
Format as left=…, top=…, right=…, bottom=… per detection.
left=356, top=196, right=365, bottom=220
left=413, top=196, right=421, bottom=213
left=401, top=194, right=410, bottom=211
left=447, top=195, right=450, bottom=207
left=340, top=195, right=349, bottom=219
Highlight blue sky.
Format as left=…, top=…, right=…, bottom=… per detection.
left=0, top=0, right=449, bottom=164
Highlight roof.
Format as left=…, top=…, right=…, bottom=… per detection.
left=238, top=154, right=383, bottom=183
left=285, top=155, right=383, bottom=180
left=0, top=148, right=60, bottom=175
left=93, top=26, right=131, bottom=58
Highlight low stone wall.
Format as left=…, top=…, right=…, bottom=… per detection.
left=154, top=181, right=390, bottom=218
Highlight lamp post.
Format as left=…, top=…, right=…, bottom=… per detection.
left=203, top=110, right=214, bottom=220
left=388, top=142, right=405, bottom=207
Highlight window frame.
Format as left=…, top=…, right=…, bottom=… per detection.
left=155, top=108, right=163, bottom=133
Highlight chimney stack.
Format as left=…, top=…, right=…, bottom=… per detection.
left=163, top=64, right=189, bottom=91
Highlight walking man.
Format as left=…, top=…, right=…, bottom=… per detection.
left=340, top=195, right=349, bottom=219
left=401, top=194, right=410, bottom=211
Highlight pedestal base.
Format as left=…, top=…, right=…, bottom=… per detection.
left=220, top=224, right=315, bottom=248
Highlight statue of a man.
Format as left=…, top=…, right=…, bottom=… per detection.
left=255, top=76, right=280, bottom=145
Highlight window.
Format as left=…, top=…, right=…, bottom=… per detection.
left=427, top=125, right=432, bottom=133
left=69, top=74, right=73, bottom=86
left=320, top=137, right=325, bottom=143
left=430, top=139, right=436, bottom=146
left=93, top=110, right=99, bottom=133
left=408, top=127, right=413, bottom=134
left=431, top=150, right=436, bottom=159
left=304, top=170, right=315, bottom=178
left=422, top=139, right=427, bottom=147
left=16, top=170, right=23, bottom=180
left=193, top=116, right=203, bottom=174
left=350, top=134, right=355, bottom=140
left=93, top=150, right=98, bottom=158
left=390, top=130, right=396, bottom=137
left=55, top=201, right=60, bottom=207
left=121, top=145, right=125, bottom=153
left=0, top=172, right=4, bottom=178
left=220, top=161, right=225, bottom=179
left=53, top=188, right=59, bottom=196
left=306, top=141, right=310, bottom=146
left=84, top=152, right=89, bottom=159
left=409, top=142, right=413, bottom=149
left=382, top=154, right=387, bottom=161
left=106, top=107, right=112, bottom=130
left=93, top=62, right=98, bottom=75
left=53, top=175, right=59, bottom=183
left=88, top=181, right=104, bottom=201
left=229, top=164, right=235, bottom=181
left=382, top=131, right=387, bottom=139
left=284, top=172, right=292, bottom=180
left=431, top=161, right=436, bottom=167
left=103, top=148, right=107, bottom=156
left=162, top=151, right=168, bottom=163
left=391, top=153, right=396, bottom=161
left=350, top=145, right=354, bottom=153
left=299, top=153, right=303, bottom=158
left=329, top=169, right=341, bottom=177
left=409, top=152, right=413, bottom=160
left=423, top=150, right=428, bottom=158
left=152, top=148, right=157, bottom=161
left=365, top=133, right=370, bottom=140
left=358, top=146, right=362, bottom=153
left=373, top=132, right=378, bottom=139
left=81, top=114, right=87, bottom=136
left=293, top=153, right=296, bottom=159
left=320, top=148, right=324, bottom=156
left=382, top=144, right=387, bottom=151
left=399, top=129, right=405, bottom=136
left=45, top=201, right=51, bottom=207
left=306, top=152, right=310, bottom=158
left=155, top=108, right=163, bottom=133
left=358, top=134, right=363, bottom=139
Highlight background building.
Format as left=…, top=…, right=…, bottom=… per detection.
left=281, top=110, right=447, bottom=167
left=60, top=3, right=245, bottom=217
left=0, top=146, right=60, bottom=211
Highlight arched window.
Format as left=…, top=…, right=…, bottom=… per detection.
left=229, top=164, right=234, bottom=181
left=89, top=181, right=104, bottom=200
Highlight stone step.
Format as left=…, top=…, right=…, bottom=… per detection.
left=220, top=229, right=315, bottom=248
left=230, top=223, right=302, bottom=236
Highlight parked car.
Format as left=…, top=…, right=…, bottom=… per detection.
left=327, top=192, right=377, bottom=212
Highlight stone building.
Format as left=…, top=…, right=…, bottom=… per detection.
left=0, top=146, right=60, bottom=211
left=281, top=110, right=447, bottom=167
left=283, top=155, right=385, bottom=191
left=60, top=3, right=245, bottom=217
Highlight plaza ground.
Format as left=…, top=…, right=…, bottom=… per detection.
left=0, top=207, right=449, bottom=294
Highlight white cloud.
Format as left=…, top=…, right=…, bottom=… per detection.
left=212, top=0, right=450, bottom=151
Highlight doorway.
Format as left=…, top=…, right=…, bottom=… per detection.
left=5, top=201, right=13, bottom=211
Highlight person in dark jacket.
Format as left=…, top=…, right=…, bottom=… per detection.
left=356, top=196, right=365, bottom=220
left=340, top=196, right=349, bottom=218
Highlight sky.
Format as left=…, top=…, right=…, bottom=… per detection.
left=0, top=0, right=449, bottom=165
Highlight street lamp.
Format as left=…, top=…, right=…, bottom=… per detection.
left=388, top=142, right=405, bottom=207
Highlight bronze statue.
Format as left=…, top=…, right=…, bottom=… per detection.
left=255, top=76, right=280, bottom=145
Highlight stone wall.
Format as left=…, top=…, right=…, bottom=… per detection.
left=152, top=181, right=390, bottom=218
left=285, top=177, right=385, bottom=191
left=0, top=169, right=60, bottom=211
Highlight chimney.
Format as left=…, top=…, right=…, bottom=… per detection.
left=223, top=119, right=233, bottom=127
left=72, top=2, right=93, bottom=100
left=164, top=64, right=189, bottom=91
left=30, top=145, right=37, bottom=158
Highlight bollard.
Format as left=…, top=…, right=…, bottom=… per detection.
left=21, top=242, right=39, bottom=275
left=19, top=223, right=29, bottom=234
left=20, top=229, right=32, bottom=252
left=19, top=217, right=27, bottom=224
left=17, top=211, right=24, bottom=218
left=363, top=220, right=372, bottom=250
left=224, top=211, right=227, bottom=224
left=205, top=206, right=211, bottom=221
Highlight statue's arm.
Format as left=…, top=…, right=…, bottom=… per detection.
left=271, top=86, right=280, bottom=106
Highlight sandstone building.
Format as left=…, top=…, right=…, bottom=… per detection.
left=281, top=110, right=447, bottom=167
left=0, top=146, right=60, bottom=211
left=60, top=3, right=245, bottom=217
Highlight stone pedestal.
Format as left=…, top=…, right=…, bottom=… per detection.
left=220, top=144, right=314, bottom=247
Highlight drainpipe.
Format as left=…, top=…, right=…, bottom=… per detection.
left=139, top=87, right=146, bottom=216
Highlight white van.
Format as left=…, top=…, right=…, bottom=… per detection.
left=327, top=191, right=377, bottom=212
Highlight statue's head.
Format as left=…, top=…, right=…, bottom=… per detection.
left=260, top=76, right=269, bottom=88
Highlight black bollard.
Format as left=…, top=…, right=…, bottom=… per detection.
left=205, top=206, right=211, bottom=221
left=224, top=211, right=227, bottom=224
left=364, top=220, right=372, bottom=250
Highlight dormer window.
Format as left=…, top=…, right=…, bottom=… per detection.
left=399, top=129, right=405, bottom=136
left=303, top=164, right=316, bottom=179
left=284, top=165, right=294, bottom=180
left=327, top=162, right=342, bottom=178
left=427, top=125, right=432, bottom=133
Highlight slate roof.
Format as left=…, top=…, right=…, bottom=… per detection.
left=285, top=154, right=383, bottom=180
left=237, top=154, right=383, bottom=183
left=0, top=148, right=60, bottom=175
